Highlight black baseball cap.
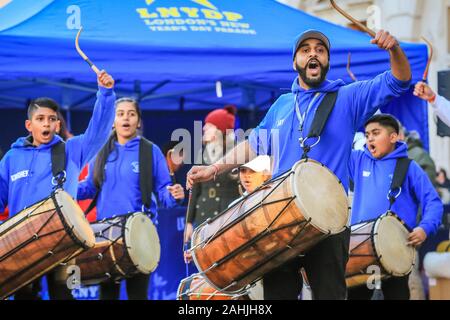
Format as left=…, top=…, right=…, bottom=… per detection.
left=293, top=29, right=331, bottom=60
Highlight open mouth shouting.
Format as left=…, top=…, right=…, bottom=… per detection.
left=368, top=143, right=377, bottom=155
left=307, top=59, right=321, bottom=77
left=41, top=130, right=52, bottom=140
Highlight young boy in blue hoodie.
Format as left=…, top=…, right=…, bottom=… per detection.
left=187, top=29, right=412, bottom=300
left=0, top=70, right=116, bottom=299
left=348, top=114, right=443, bottom=300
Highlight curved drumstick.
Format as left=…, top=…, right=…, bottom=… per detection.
left=75, top=27, right=101, bottom=74
left=330, top=0, right=376, bottom=38
left=346, top=52, right=358, bottom=82
left=421, top=36, right=433, bottom=82
left=183, top=189, right=193, bottom=273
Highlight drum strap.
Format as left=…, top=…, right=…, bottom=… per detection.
left=139, top=137, right=154, bottom=211
left=301, top=91, right=338, bottom=159
left=388, top=157, right=412, bottom=209
left=84, top=137, right=154, bottom=215
left=84, top=190, right=99, bottom=216
left=51, top=141, right=66, bottom=187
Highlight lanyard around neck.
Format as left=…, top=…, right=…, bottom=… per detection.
left=294, top=92, right=321, bottom=134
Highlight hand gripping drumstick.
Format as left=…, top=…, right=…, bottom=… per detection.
left=75, top=27, right=113, bottom=87
left=183, top=188, right=193, bottom=276
left=330, top=0, right=376, bottom=38
left=421, top=37, right=433, bottom=83
left=166, top=149, right=177, bottom=185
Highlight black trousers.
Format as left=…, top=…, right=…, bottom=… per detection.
left=263, top=228, right=350, bottom=300
left=14, top=271, right=74, bottom=300
left=100, top=273, right=150, bottom=300
left=347, top=275, right=410, bottom=300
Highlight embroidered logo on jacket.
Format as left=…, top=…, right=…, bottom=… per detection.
left=131, top=162, right=139, bottom=173
left=11, top=170, right=29, bottom=182
left=276, top=119, right=286, bottom=127
left=363, top=171, right=371, bottom=177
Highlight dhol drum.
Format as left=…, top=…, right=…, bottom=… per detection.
left=75, top=212, right=160, bottom=285
left=190, top=159, right=349, bottom=294
left=346, top=212, right=416, bottom=288
left=177, top=274, right=263, bottom=300
left=0, top=189, right=95, bottom=299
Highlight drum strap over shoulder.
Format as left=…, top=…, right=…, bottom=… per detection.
left=388, top=157, right=412, bottom=209
left=307, top=91, right=338, bottom=138
left=51, top=141, right=66, bottom=187
left=84, top=137, right=154, bottom=216
left=139, top=137, right=154, bottom=211
left=301, top=91, right=338, bottom=158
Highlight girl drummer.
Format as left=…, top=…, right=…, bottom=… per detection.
left=78, top=97, right=185, bottom=300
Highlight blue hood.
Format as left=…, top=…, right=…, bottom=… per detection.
left=11, top=134, right=63, bottom=150
left=114, top=136, right=140, bottom=149
left=291, top=76, right=345, bottom=95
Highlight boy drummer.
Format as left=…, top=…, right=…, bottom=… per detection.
left=0, top=70, right=116, bottom=299
left=347, top=114, right=442, bottom=300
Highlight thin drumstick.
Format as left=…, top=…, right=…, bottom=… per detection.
left=421, top=36, right=433, bottom=82
left=330, top=0, right=376, bottom=38
left=75, top=27, right=101, bottom=74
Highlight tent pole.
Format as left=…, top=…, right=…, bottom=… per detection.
left=180, top=97, right=185, bottom=112
left=134, top=80, right=142, bottom=99
left=140, top=80, right=171, bottom=100
left=62, top=85, right=72, bottom=133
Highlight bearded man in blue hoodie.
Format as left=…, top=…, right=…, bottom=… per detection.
left=187, top=29, right=412, bottom=300
left=0, top=70, right=116, bottom=299
left=347, top=114, right=442, bottom=300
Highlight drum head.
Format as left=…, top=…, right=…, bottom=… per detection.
left=374, top=214, right=415, bottom=276
left=124, top=213, right=161, bottom=274
left=247, top=280, right=264, bottom=300
left=55, top=190, right=95, bottom=248
left=291, top=160, right=349, bottom=234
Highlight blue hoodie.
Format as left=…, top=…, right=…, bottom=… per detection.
left=349, top=142, right=443, bottom=236
left=0, top=87, right=115, bottom=216
left=77, top=136, right=178, bottom=220
left=249, top=71, right=411, bottom=192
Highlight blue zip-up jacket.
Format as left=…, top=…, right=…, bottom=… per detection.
left=0, top=87, right=115, bottom=216
left=77, top=136, right=178, bottom=220
left=349, top=142, right=443, bottom=236
left=249, top=71, right=411, bottom=191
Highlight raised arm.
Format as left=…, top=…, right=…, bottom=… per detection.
left=67, top=71, right=116, bottom=169
left=414, top=82, right=450, bottom=127
left=370, top=30, right=411, bottom=82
